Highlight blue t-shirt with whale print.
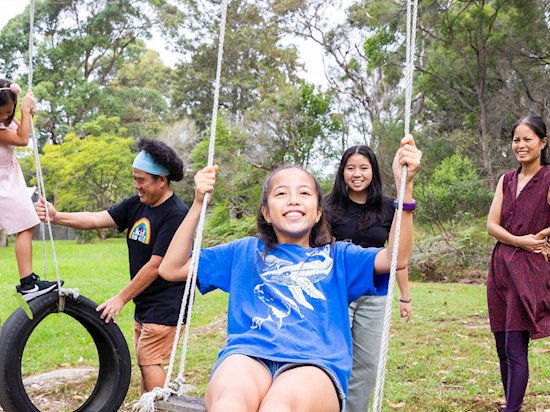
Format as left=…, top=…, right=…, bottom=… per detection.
left=197, top=237, right=381, bottom=405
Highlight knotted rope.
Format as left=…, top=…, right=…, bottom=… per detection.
left=133, top=0, right=230, bottom=410
left=371, top=0, right=418, bottom=410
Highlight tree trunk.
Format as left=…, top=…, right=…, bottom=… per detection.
left=479, top=102, right=496, bottom=191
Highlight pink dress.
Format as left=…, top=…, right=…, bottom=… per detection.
left=0, top=121, right=40, bottom=234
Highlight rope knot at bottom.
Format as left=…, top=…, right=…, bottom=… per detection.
left=59, top=288, right=80, bottom=299
left=133, top=387, right=171, bottom=412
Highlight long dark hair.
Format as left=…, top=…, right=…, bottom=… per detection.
left=511, top=115, right=549, bottom=166
left=323, top=145, right=385, bottom=232
left=0, top=79, right=18, bottom=127
left=256, top=165, right=332, bottom=251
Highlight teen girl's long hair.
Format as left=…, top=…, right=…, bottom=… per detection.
left=323, top=145, right=385, bottom=232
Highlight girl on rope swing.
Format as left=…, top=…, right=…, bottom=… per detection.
left=159, top=135, right=421, bottom=412
left=487, top=115, right=550, bottom=412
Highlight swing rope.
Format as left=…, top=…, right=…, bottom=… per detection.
left=371, top=0, right=418, bottom=410
left=28, top=0, right=78, bottom=300
left=133, top=0, right=229, bottom=410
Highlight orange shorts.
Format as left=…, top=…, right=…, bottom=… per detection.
left=133, top=321, right=181, bottom=366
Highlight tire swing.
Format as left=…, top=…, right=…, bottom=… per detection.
left=0, top=293, right=132, bottom=412
left=0, top=2, right=131, bottom=411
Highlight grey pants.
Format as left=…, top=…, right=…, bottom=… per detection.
left=346, top=294, right=387, bottom=412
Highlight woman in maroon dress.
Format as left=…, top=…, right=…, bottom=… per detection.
left=487, top=115, right=550, bottom=411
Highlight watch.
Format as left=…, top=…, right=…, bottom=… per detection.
left=393, top=199, right=416, bottom=211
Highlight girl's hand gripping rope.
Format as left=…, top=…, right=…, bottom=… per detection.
left=21, top=92, right=36, bottom=117
left=194, top=165, right=219, bottom=205
left=159, top=165, right=219, bottom=282
left=392, top=134, right=422, bottom=184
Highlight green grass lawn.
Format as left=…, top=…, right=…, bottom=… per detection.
left=1, top=239, right=550, bottom=411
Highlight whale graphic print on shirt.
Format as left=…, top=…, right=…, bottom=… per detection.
left=252, top=245, right=333, bottom=329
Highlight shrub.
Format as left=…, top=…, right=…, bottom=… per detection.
left=415, top=154, right=493, bottom=235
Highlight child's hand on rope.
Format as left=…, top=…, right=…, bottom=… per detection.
left=392, top=134, right=422, bottom=184
left=21, top=92, right=36, bottom=116
left=36, top=197, right=56, bottom=223
left=194, top=165, right=218, bottom=205
left=96, top=295, right=125, bottom=324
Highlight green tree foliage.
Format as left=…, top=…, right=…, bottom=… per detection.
left=415, top=154, right=493, bottom=234
left=37, top=116, right=135, bottom=214
left=192, top=117, right=269, bottom=220
left=171, top=0, right=300, bottom=128
left=278, top=0, right=550, bottom=195
left=0, top=0, right=183, bottom=144
left=189, top=82, right=343, bottom=226
left=97, top=48, right=173, bottom=138
left=275, top=0, right=410, bottom=145
left=414, top=0, right=550, bottom=188
left=254, top=82, right=344, bottom=167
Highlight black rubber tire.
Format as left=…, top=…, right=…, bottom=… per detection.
left=0, top=291, right=132, bottom=412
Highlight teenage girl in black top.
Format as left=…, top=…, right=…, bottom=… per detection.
left=323, top=145, right=412, bottom=412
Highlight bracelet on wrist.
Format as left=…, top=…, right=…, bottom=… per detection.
left=399, top=297, right=412, bottom=303
left=394, top=199, right=416, bottom=211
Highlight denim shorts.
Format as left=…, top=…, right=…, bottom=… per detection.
left=211, top=353, right=345, bottom=412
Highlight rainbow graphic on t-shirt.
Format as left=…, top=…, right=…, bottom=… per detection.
left=128, top=218, right=151, bottom=244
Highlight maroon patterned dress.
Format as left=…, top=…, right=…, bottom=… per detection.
left=487, top=166, right=550, bottom=339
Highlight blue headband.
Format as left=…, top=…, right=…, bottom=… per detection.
left=132, top=151, right=170, bottom=176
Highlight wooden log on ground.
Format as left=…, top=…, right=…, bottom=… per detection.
left=155, top=395, right=206, bottom=412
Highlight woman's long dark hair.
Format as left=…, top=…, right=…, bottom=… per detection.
left=256, top=165, right=332, bottom=251
left=0, top=79, right=17, bottom=127
left=512, top=115, right=549, bottom=166
left=323, top=145, right=385, bottom=232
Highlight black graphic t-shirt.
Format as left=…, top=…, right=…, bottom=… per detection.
left=108, top=193, right=189, bottom=325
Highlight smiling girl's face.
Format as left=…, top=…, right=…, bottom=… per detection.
left=343, top=153, right=373, bottom=203
left=261, top=167, right=322, bottom=248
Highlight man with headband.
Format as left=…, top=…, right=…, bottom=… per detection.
left=37, top=137, right=189, bottom=393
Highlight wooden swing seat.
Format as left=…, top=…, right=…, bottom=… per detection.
left=155, top=394, right=206, bottom=412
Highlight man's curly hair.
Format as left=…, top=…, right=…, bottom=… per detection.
left=135, top=137, right=184, bottom=183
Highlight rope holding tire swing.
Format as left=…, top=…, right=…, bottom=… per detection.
left=28, top=0, right=79, bottom=302
left=133, top=1, right=230, bottom=411
left=371, top=0, right=418, bottom=410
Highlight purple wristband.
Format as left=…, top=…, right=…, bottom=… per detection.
left=394, top=199, right=416, bottom=211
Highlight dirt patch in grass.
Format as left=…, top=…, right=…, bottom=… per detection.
left=0, top=370, right=143, bottom=412
left=451, top=269, right=488, bottom=284
left=0, top=373, right=100, bottom=412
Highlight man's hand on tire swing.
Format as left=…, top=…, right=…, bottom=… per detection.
left=97, top=295, right=125, bottom=323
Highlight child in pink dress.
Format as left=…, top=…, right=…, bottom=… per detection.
left=0, top=79, right=60, bottom=301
